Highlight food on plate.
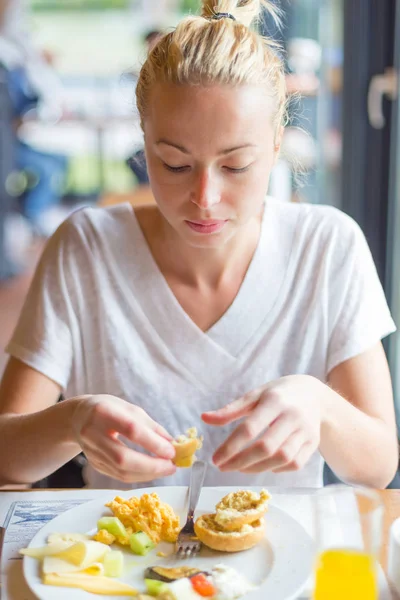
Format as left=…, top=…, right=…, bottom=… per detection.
left=20, top=539, right=109, bottom=568
left=55, top=540, right=110, bottom=567
left=96, top=493, right=180, bottom=546
left=208, top=564, right=257, bottom=600
left=172, top=427, right=203, bottom=468
left=42, top=556, right=105, bottom=576
left=143, top=564, right=255, bottom=599
left=214, top=489, right=270, bottom=531
left=145, top=578, right=170, bottom=596
left=42, top=573, right=137, bottom=596
left=47, top=532, right=90, bottom=544
left=193, top=489, right=270, bottom=553
left=158, top=577, right=215, bottom=600
left=103, top=550, right=124, bottom=577
left=20, top=541, right=77, bottom=559
left=194, top=514, right=265, bottom=552
left=144, top=566, right=209, bottom=582
left=20, top=535, right=136, bottom=594
left=130, top=531, right=156, bottom=555
left=21, top=490, right=262, bottom=597
left=97, top=516, right=128, bottom=538
left=189, top=573, right=216, bottom=597
left=95, top=528, right=119, bottom=546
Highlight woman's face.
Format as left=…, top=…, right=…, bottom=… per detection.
left=144, top=82, right=281, bottom=248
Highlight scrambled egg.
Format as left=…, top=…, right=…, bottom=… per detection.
left=93, top=529, right=115, bottom=545
left=100, top=493, right=180, bottom=545
left=93, top=527, right=134, bottom=546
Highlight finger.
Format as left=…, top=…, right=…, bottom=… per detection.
left=212, top=398, right=282, bottom=467
left=101, top=406, right=176, bottom=459
left=201, top=388, right=263, bottom=426
left=153, top=423, right=174, bottom=441
left=272, top=442, right=314, bottom=473
left=133, top=408, right=174, bottom=441
left=92, top=454, right=176, bottom=484
left=239, top=430, right=305, bottom=473
left=86, top=436, right=177, bottom=481
left=218, top=413, right=297, bottom=472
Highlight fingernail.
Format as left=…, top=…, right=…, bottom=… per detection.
left=162, top=444, right=176, bottom=459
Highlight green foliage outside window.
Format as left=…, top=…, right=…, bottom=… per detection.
left=180, top=0, right=200, bottom=14
left=31, top=0, right=130, bottom=11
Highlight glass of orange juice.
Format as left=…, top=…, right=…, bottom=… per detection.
left=313, top=485, right=383, bottom=600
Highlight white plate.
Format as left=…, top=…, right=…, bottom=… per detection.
left=23, top=486, right=314, bottom=600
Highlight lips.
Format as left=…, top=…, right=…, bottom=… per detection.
left=185, top=220, right=228, bottom=234
left=190, top=221, right=222, bottom=226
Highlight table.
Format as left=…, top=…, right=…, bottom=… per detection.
left=0, top=487, right=399, bottom=599
left=380, top=490, right=400, bottom=575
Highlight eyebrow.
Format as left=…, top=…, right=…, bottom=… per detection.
left=156, top=139, right=256, bottom=155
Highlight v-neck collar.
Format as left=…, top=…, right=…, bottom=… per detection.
left=125, top=198, right=291, bottom=389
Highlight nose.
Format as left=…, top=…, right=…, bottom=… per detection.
left=190, top=168, right=221, bottom=209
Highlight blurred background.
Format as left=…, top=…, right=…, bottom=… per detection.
left=0, top=0, right=400, bottom=424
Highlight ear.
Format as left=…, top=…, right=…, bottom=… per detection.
left=273, top=126, right=285, bottom=165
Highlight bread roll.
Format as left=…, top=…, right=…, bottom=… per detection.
left=172, top=428, right=203, bottom=468
left=214, top=489, right=270, bottom=531
left=194, top=514, right=265, bottom=553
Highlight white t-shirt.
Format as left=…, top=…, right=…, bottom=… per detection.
left=6, top=197, right=396, bottom=489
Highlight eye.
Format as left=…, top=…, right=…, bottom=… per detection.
left=163, top=162, right=190, bottom=173
left=224, top=165, right=251, bottom=174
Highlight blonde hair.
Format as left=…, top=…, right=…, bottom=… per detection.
left=136, top=1, right=287, bottom=135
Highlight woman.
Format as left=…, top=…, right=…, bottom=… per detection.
left=0, top=0, right=397, bottom=490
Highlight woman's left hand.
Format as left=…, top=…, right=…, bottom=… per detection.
left=202, top=375, right=325, bottom=473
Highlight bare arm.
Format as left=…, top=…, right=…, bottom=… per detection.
left=0, top=357, right=81, bottom=486
left=321, top=342, right=399, bottom=488
left=204, top=343, right=398, bottom=489
left=0, top=357, right=177, bottom=487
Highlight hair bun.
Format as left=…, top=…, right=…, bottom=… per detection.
left=201, top=0, right=281, bottom=29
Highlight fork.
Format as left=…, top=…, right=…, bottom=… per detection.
left=175, top=460, right=207, bottom=558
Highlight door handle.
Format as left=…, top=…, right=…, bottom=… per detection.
left=368, top=67, right=398, bottom=129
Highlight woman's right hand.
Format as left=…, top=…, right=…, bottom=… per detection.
left=69, top=394, right=176, bottom=483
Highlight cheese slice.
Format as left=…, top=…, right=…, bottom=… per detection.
left=47, top=533, right=90, bottom=545
left=56, top=541, right=110, bottom=567
left=42, top=556, right=104, bottom=576
left=19, top=541, right=73, bottom=559
left=43, top=573, right=138, bottom=596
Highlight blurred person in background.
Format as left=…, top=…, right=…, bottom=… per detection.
left=0, top=0, right=69, bottom=238
left=126, top=29, right=163, bottom=188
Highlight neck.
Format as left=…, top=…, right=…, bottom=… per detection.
left=149, top=209, right=263, bottom=290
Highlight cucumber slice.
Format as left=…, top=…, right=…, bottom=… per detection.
left=145, top=579, right=169, bottom=596
left=97, top=517, right=127, bottom=538
left=103, top=550, right=124, bottom=578
left=129, top=531, right=156, bottom=556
